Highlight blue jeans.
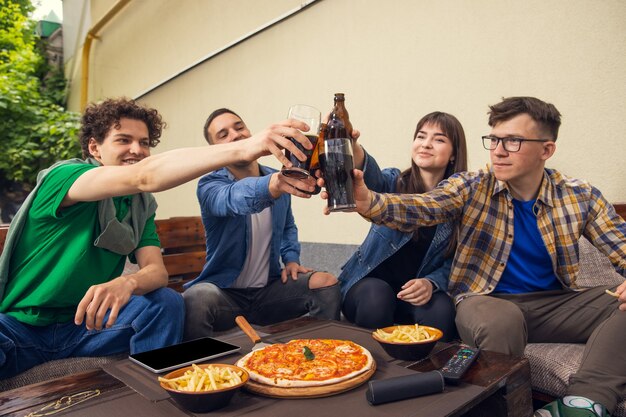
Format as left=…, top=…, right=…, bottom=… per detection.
left=0, top=287, right=184, bottom=379
left=182, top=273, right=341, bottom=340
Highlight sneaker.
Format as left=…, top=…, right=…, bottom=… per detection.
left=534, top=397, right=610, bottom=417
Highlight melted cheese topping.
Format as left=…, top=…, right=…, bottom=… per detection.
left=237, top=339, right=374, bottom=387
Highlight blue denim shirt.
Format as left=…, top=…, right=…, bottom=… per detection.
left=184, top=165, right=300, bottom=289
left=338, top=151, right=454, bottom=299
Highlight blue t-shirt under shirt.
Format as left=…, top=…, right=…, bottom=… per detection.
left=494, top=199, right=562, bottom=294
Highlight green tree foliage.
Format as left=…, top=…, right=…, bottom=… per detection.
left=0, top=0, right=80, bottom=188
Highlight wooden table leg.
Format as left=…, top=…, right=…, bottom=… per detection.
left=463, top=358, right=533, bottom=417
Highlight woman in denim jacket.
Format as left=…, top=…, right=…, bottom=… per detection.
left=339, top=112, right=467, bottom=340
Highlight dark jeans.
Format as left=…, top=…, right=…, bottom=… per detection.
left=182, top=273, right=341, bottom=340
left=342, top=277, right=458, bottom=341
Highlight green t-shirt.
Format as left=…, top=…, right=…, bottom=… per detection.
left=0, top=164, right=160, bottom=326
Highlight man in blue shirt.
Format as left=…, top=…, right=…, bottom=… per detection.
left=182, top=109, right=341, bottom=339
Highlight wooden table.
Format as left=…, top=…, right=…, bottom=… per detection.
left=410, top=342, right=532, bottom=417
left=0, top=317, right=532, bottom=417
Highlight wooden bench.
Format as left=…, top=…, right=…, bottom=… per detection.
left=0, top=226, right=7, bottom=255
left=617, top=203, right=626, bottom=221
left=154, top=216, right=206, bottom=292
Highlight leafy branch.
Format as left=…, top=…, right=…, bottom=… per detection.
left=0, top=0, right=81, bottom=189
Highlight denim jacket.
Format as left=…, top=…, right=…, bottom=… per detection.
left=338, top=151, right=454, bottom=299
left=184, top=165, right=299, bottom=289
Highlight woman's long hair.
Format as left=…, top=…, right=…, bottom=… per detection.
left=396, top=112, right=468, bottom=254
left=396, top=112, right=467, bottom=194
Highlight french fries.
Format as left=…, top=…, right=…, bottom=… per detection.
left=374, top=324, right=434, bottom=343
left=159, top=364, right=244, bottom=392
left=605, top=289, right=620, bottom=298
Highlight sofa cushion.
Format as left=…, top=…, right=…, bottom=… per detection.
left=525, top=343, right=626, bottom=416
left=300, top=242, right=358, bottom=277
left=525, top=343, right=583, bottom=397
left=576, top=237, right=624, bottom=288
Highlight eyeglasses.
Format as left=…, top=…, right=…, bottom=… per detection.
left=481, top=135, right=553, bottom=153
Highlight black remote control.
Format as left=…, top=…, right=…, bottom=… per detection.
left=440, top=345, right=480, bottom=384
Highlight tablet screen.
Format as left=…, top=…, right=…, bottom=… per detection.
left=129, top=337, right=241, bottom=373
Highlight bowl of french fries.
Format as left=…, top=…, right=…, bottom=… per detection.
left=372, top=324, right=443, bottom=361
left=158, top=363, right=248, bottom=412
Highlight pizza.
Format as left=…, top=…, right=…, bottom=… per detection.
left=236, top=339, right=374, bottom=388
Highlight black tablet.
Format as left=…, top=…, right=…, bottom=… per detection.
left=129, top=337, right=241, bottom=373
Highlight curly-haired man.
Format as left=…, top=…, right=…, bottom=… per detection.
left=0, top=97, right=316, bottom=378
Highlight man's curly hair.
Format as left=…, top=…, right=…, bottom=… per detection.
left=79, top=97, right=166, bottom=158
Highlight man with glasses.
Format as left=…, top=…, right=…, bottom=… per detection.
left=338, top=96, right=626, bottom=417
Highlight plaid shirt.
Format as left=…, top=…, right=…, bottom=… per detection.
left=364, top=166, right=626, bottom=302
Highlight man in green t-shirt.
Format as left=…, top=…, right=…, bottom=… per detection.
left=0, top=97, right=317, bottom=379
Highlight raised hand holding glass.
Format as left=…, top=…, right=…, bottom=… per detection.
left=281, top=105, right=322, bottom=180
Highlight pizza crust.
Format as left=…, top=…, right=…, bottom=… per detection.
left=236, top=339, right=374, bottom=388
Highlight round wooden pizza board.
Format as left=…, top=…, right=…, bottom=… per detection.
left=243, top=361, right=376, bottom=398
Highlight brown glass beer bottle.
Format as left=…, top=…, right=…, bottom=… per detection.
left=320, top=93, right=357, bottom=212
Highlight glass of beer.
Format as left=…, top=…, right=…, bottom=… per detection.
left=281, top=105, right=321, bottom=180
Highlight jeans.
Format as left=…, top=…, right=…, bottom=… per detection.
left=342, top=277, right=459, bottom=341
left=182, top=273, right=341, bottom=340
left=0, top=287, right=184, bottom=379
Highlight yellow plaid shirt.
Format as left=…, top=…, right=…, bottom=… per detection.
left=364, top=166, right=626, bottom=302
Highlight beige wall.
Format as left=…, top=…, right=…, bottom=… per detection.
left=65, top=0, right=626, bottom=244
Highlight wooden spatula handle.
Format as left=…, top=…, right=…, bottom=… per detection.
left=235, top=316, right=262, bottom=344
